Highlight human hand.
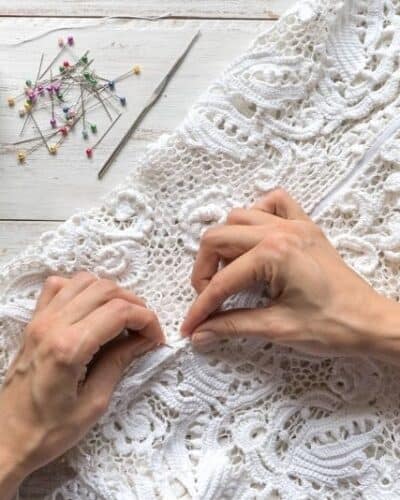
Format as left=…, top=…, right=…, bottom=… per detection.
left=182, top=189, right=400, bottom=363
left=0, top=272, right=164, bottom=500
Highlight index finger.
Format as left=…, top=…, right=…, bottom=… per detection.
left=253, top=188, right=309, bottom=221
left=72, top=301, right=165, bottom=364
left=181, top=244, right=274, bottom=336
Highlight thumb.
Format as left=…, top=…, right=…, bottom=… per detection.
left=80, top=334, right=158, bottom=420
left=191, top=306, right=294, bottom=349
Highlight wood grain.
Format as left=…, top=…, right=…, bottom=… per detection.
left=0, top=18, right=273, bottom=220
left=0, top=1, right=294, bottom=19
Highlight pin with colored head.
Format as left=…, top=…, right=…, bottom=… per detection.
left=17, top=150, right=27, bottom=163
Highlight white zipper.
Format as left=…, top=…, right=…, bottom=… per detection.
left=311, top=115, right=400, bottom=219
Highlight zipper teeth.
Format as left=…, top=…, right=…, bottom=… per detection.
left=311, top=116, right=400, bottom=220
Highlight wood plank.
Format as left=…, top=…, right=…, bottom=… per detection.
left=0, top=18, right=273, bottom=221
left=0, top=220, right=58, bottom=265
left=0, top=1, right=295, bottom=20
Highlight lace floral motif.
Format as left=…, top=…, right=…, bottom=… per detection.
left=3, top=0, right=400, bottom=498
left=179, top=187, right=239, bottom=252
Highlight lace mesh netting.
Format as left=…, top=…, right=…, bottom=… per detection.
left=2, top=0, right=400, bottom=498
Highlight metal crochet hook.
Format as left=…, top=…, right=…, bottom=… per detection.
left=97, top=30, right=200, bottom=180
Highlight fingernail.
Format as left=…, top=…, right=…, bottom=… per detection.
left=180, top=322, right=190, bottom=337
left=192, top=331, right=218, bottom=347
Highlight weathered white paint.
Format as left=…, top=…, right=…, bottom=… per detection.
left=0, top=1, right=294, bottom=19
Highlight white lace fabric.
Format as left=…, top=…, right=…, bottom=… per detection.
left=2, top=0, right=400, bottom=498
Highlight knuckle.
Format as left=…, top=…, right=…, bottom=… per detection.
left=91, top=395, right=110, bottom=416
left=47, top=337, right=76, bottom=366
left=144, top=308, right=157, bottom=323
left=25, top=317, right=49, bottom=342
left=223, top=317, right=240, bottom=338
left=109, top=298, right=131, bottom=318
left=272, top=187, right=289, bottom=201
left=201, top=226, right=219, bottom=246
left=263, top=234, right=292, bottom=260
left=44, top=275, right=63, bottom=291
left=226, top=208, right=244, bottom=225
left=191, top=272, right=201, bottom=290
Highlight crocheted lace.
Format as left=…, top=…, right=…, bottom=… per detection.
left=2, top=0, right=400, bottom=498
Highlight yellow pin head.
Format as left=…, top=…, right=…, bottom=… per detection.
left=24, top=101, right=32, bottom=112
left=17, top=150, right=27, bottom=163
left=49, top=144, right=58, bottom=155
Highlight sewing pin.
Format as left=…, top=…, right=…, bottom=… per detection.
left=86, top=113, right=122, bottom=158
left=93, top=87, right=113, bottom=121
left=19, top=105, right=32, bottom=136
left=34, top=53, right=45, bottom=88
left=12, top=129, right=58, bottom=146
left=30, top=111, right=51, bottom=152
left=80, top=84, right=89, bottom=139
left=49, top=69, right=57, bottom=128
left=17, top=56, right=43, bottom=138
left=39, top=45, right=66, bottom=80
left=98, top=31, right=200, bottom=179
left=17, top=150, right=27, bottom=163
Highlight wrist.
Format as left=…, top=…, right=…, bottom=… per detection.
left=361, top=293, right=400, bottom=364
left=0, top=448, right=28, bottom=500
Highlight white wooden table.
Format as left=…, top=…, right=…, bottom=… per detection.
left=0, top=1, right=294, bottom=497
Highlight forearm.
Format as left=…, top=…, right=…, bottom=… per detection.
left=0, top=451, right=26, bottom=500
